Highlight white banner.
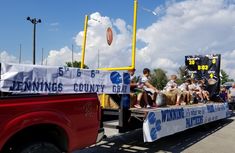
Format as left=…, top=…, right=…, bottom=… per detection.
left=143, top=103, right=230, bottom=142
left=0, top=63, right=130, bottom=94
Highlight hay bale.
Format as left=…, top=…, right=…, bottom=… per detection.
left=163, top=91, right=177, bottom=105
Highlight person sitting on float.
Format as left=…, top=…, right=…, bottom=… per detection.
left=128, top=68, right=148, bottom=108
left=138, top=68, right=159, bottom=108
left=164, top=75, right=182, bottom=106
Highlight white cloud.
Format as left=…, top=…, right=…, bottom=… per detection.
left=221, top=50, right=235, bottom=79
left=49, top=22, right=59, bottom=31
left=50, top=22, right=59, bottom=26
left=74, top=12, right=132, bottom=69
left=45, top=46, right=80, bottom=66
left=137, top=0, right=235, bottom=79
left=0, top=51, right=18, bottom=63
left=0, top=50, right=40, bottom=64
left=13, top=0, right=234, bottom=80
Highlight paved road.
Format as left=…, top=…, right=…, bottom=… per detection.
left=78, top=114, right=235, bottom=153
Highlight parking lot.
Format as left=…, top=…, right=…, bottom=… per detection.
left=78, top=113, right=235, bottom=153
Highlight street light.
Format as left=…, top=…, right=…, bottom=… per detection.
left=27, top=16, right=41, bottom=65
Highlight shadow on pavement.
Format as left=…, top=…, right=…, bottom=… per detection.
left=78, top=115, right=234, bottom=153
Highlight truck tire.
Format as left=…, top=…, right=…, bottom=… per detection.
left=19, top=142, right=62, bottom=153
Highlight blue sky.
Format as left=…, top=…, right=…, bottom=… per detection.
left=1, top=0, right=235, bottom=79
left=0, top=0, right=167, bottom=60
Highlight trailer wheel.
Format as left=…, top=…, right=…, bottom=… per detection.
left=19, top=142, right=62, bottom=153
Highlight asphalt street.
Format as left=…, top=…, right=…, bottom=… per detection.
left=78, top=113, right=235, bottom=153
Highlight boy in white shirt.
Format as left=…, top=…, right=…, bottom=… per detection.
left=178, top=79, right=191, bottom=104
left=128, top=68, right=148, bottom=108
left=165, top=75, right=182, bottom=105
left=188, top=79, right=203, bottom=103
left=138, top=68, right=159, bottom=108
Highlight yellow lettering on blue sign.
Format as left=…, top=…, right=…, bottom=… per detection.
left=189, top=60, right=195, bottom=65
left=198, top=65, right=208, bottom=71
left=210, top=73, right=214, bottom=78
left=198, top=65, right=201, bottom=70
left=212, top=58, right=216, bottom=64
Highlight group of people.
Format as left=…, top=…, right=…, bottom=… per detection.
left=161, top=75, right=210, bottom=106
left=129, top=68, right=158, bottom=108
left=220, top=83, right=235, bottom=102
left=129, top=68, right=211, bottom=109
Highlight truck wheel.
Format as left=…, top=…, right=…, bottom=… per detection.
left=20, top=142, right=62, bottom=153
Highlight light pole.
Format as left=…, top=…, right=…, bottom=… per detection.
left=27, top=16, right=41, bottom=65
left=19, top=44, right=22, bottom=64
left=41, top=48, right=44, bottom=65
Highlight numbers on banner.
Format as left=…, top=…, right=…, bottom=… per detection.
left=189, top=60, right=195, bottom=65
left=58, top=67, right=64, bottom=76
left=91, top=70, right=96, bottom=78
left=90, top=70, right=100, bottom=78
left=77, top=69, right=81, bottom=77
left=91, top=70, right=95, bottom=78
left=58, top=67, right=101, bottom=78
left=197, top=65, right=208, bottom=71
left=58, top=67, right=69, bottom=76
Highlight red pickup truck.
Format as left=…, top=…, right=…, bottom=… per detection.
left=0, top=93, right=103, bottom=153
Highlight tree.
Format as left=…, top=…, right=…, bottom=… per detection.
left=65, top=61, right=89, bottom=69
left=220, top=69, right=234, bottom=84
left=150, top=68, right=168, bottom=90
left=177, top=65, right=187, bottom=84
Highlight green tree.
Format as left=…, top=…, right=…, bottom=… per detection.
left=150, top=68, right=168, bottom=90
left=177, top=65, right=187, bottom=84
left=221, top=69, right=234, bottom=84
left=65, top=61, right=89, bottom=69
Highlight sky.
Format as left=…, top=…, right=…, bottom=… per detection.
left=1, top=0, right=235, bottom=80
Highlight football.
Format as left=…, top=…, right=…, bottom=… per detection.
left=106, top=27, right=113, bottom=46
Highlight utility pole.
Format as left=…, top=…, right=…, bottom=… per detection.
left=98, top=49, right=100, bottom=68
left=72, top=44, right=74, bottom=67
left=27, top=17, right=41, bottom=65
left=41, top=48, right=44, bottom=65
left=19, top=44, right=22, bottom=64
